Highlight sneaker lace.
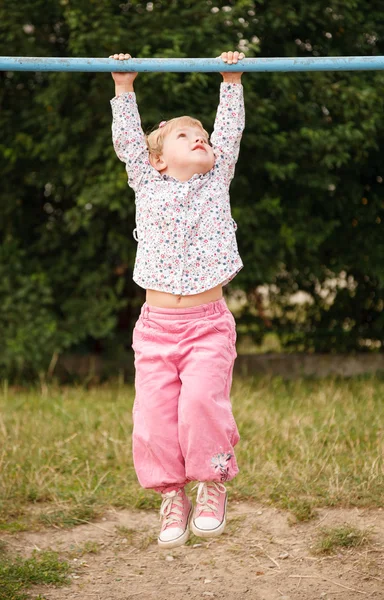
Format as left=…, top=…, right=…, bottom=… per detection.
left=160, top=490, right=184, bottom=528
left=192, top=482, right=226, bottom=517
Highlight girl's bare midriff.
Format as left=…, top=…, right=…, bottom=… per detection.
left=146, top=283, right=223, bottom=308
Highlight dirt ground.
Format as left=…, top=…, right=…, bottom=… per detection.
left=2, top=502, right=383, bottom=600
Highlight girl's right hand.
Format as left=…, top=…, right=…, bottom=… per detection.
left=109, top=53, right=138, bottom=85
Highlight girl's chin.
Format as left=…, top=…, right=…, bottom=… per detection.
left=190, top=158, right=214, bottom=169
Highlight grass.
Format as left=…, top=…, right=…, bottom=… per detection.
left=314, top=524, right=371, bottom=554
left=66, top=540, right=102, bottom=558
left=38, top=505, right=101, bottom=528
left=184, top=533, right=202, bottom=547
left=0, top=375, right=383, bottom=530
left=0, top=550, right=70, bottom=600
left=287, top=499, right=317, bottom=523
left=115, top=525, right=154, bottom=549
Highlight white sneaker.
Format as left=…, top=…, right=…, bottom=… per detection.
left=191, top=482, right=227, bottom=538
left=158, top=488, right=192, bottom=549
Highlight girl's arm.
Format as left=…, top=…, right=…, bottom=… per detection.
left=210, top=51, right=245, bottom=184
left=110, top=53, right=151, bottom=191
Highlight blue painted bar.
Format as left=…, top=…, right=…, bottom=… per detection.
left=1, top=56, right=384, bottom=73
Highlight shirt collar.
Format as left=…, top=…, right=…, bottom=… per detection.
left=162, top=171, right=211, bottom=183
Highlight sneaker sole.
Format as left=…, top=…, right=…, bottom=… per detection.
left=190, top=494, right=227, bottom=538
left=157, top=503, right=193, bottom=549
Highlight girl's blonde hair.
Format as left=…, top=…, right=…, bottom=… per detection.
left=146, top=116, right=209, bottom=156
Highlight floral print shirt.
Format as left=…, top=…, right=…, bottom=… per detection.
left=110, top=82, right=245, bottom=295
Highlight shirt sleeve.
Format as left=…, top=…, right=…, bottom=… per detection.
left=110, top=92, right=151, bottom=191
left=210, top=82, right=245, bottom=184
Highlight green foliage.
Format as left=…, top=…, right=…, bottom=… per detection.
left=0, top=241, right=58, bottom=377
left=0, top=550, right=70, bottom=600
left=38, top=505, right=99, bottom=528
left=1, top=0, right=384, bottom=377
left=314, top=524, right=370, bottom=554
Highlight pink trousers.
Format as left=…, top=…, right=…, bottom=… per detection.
left=131, top=297, right=240, bottom=494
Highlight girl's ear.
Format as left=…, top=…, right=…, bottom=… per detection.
left=150, top=153, right=167, bottom=172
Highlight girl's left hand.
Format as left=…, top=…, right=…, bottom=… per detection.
left=218, top=51, right=245, bottom=82
left=219, top=51, right=245, bottom=65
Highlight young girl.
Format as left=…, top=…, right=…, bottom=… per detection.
left=110, top=51, right=245, bottom=548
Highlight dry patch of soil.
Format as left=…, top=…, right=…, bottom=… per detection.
left=2, top=502, right=383, bottom=600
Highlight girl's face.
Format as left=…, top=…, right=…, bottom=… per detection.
left=153, top=125, right=215, bottom=181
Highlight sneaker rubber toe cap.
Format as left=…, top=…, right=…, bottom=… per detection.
left=193, top=516, right=221, bottom=531
left=159, top=526, right=184, bottom=542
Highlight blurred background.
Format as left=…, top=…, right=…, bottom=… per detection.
left=1, top=0, right=384, bottom=381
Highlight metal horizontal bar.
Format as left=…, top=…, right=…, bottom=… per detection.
left=1, top=56, right=384, bottom=73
